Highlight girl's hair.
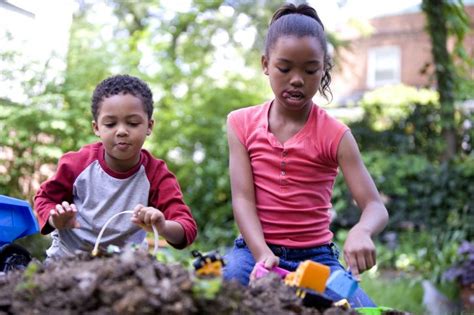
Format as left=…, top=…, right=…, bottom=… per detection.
left=91, top=74, right=154, bottom=121
left=265, top=3, right=332, bottom=100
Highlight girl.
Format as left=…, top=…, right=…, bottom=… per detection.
left=223, top=3, right=388, bottom=307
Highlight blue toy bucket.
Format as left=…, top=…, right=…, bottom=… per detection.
left=0, top=195, right=39, bottom=245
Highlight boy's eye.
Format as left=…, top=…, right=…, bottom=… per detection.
left=277, top=67, right=289, bottom=73
left=104, top=123, right=115, bottom=127
left=128, top=122, right=140, bottom=127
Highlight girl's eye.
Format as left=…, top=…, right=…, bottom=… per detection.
left=277, top=67, right=289, bottom=73
left=104, top=123, right=115, bottom=127
left=306, top=69, right=318, bottom=74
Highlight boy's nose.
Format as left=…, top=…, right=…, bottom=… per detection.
left=116, top=126, right=128, bottom=136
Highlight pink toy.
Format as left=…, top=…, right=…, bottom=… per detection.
left=254, top=261, right=290, bottom=279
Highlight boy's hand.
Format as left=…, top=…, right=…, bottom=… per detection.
left=131, top=204, right=166, bottom=233
left=49, top=201, right=80, bottom=230
left=343, top=224, right=376, bottom=280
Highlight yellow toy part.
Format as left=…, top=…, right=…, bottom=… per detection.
left=284, top=260, right=330, bottom=293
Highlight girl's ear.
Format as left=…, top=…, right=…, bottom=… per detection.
left=92, top=121, right=100, bottom=136
left=261, top=55, right=269, bottom=75
left=147, top=119, right=154, bottom=136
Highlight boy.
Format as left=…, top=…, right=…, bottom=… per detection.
left=34, top=74, right=197, bottom=259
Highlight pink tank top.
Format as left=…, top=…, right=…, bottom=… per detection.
left=228, top=100, right=349, bottom=248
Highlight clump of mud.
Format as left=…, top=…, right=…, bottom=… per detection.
left=0, top=249, right=403, bottom=315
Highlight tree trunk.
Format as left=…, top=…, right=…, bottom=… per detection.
left=422, top=0, right=457, bottom=160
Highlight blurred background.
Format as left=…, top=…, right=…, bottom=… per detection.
left=1, top=0, right=473, bottom=313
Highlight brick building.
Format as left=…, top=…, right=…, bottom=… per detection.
left=331, top=2, right=474, bottom=106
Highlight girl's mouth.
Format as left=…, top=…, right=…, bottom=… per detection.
left=283, top=91, right=304, bottom=100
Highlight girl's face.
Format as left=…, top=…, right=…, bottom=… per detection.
left=93, top=93, right=153, bottom=172
left=262, top=35, right=325, bottom=112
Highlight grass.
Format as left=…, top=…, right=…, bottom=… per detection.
left=360, top=269, right=426, bottom=314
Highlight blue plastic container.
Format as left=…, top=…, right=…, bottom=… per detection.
left=0, top=195, right=39, bottom=245
left=326, top=269, right=359, bottom=299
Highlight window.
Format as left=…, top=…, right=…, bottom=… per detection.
left=367, top=46, right=401, bottom=88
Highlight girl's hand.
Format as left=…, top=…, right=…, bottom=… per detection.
left=49, top=201, right=80, bottom=230
left=343, top=224, right=376, bottom=280
left=249, top=253, right=280, bottom=281
left=131, top=204, right=166, bottom=233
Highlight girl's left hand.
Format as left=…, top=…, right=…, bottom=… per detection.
left=131, top=204, right=166, bottom=233
left=343, top=224, right=376, bottom=280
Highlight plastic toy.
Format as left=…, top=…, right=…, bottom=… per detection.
left=254, top=261, right=290, bottom=279
left=326, top=269, right=359, bottom=299
left=192, top=250, right=225, bottom=277
left=0, top=195, right=39, bottom=273
left=285, top=260, right=330, bottom=293
left=354, top=306, right=396, bottom=315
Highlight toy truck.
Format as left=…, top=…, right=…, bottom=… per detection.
left=0, top=195, right=39, bottom=273
left=192, top=250, right=226, bottom=277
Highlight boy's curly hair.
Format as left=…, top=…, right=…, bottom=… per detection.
left=91, top=74, right=154, bottom=121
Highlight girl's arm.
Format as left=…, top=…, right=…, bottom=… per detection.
left=227, top=121, right=279, bottom=268
left=337, top=131, right=389, bottom=279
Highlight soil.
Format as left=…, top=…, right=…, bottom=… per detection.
left=0, top=249, right=405, bottom=315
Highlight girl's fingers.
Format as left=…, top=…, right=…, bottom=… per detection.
left=356, top=253, right=367, bottom=273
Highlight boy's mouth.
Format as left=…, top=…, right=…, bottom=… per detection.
left=116, top=142, right=131, bottom=150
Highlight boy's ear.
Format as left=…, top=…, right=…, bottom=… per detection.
left=261, top=55, right=269, bottom=75
left=147, top=119, right=154, bottom=136
left=92, top=121, right=100, bottom=136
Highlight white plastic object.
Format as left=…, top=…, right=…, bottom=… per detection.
left=92, top=210, right=159, bottom=256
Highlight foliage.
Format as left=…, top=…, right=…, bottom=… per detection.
left=375, top=230, right=464, bottom=284
left=443, top=240, right=474, bottom=286
left=422, top=0, right=472, bottom=159
left=360, top=271, right=426, bottom=314
left=332, top=152, right=474, bottom=240
left=351, top=84, right=472, bottom=158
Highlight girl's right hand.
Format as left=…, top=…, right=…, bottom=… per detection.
left=250, top=253, right=280, bottom=281
left=49, top=201, right=80, bottom=230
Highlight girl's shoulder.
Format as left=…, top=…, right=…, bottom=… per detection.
left=228, top=101, right=270, bottom=123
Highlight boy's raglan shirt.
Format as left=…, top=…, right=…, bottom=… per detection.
left=227, top=100, right=349, bottom=248
left=34, top=142, right=197, bottom=258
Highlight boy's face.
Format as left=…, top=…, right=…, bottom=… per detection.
left=93, top=93, right=153, bottom=172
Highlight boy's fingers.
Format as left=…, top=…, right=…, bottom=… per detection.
left=70, top=204, right=78, bottom=212
left=56, top=204, right=65, bottom=214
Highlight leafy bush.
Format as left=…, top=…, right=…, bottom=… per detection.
left=332, top=153, right=474, bottom=240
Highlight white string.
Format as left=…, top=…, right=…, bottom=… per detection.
left=92, top=210, right=159, bottom=256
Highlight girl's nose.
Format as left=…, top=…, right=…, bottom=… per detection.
left=290, top=73, right=303, bottom=87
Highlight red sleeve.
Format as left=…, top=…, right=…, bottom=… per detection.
left=146, top=157, right=197, bottom=249
left=34, top=153, right=77, bottom=234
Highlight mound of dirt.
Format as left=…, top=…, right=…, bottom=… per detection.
left=0, top=249, right=401, bottom=315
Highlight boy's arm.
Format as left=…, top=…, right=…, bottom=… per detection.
left=227, top=120, right=278, bottom=268
left=34, top=156, right=76, bottom=234
left=148, top=163, right=197, bottom=249
left=337, top=131, right=389, bottom=277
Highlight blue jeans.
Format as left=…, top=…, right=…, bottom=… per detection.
left=223, top=238, right=376, bottom=308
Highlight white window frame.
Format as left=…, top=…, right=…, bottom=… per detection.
left=367, top=46, right=401, bottom=88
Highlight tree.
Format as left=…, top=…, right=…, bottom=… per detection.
left=422, top=0, right=471, bottom=160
